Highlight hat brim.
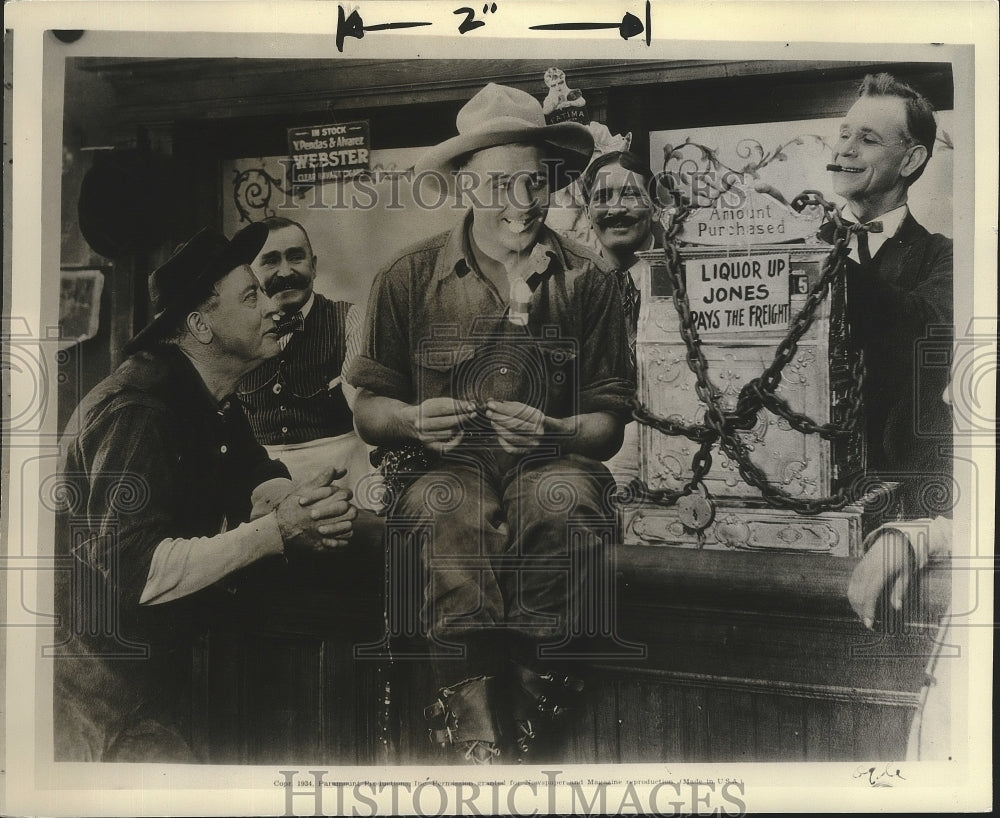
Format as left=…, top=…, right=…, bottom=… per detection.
left=414, top=121, right=594, bottom=190
left=124, top=221, right=269, bottom=354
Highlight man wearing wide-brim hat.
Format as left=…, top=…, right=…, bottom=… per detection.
left=349, top=83, right=635, bottom=763
left=52, top=223, right=359, bottom=761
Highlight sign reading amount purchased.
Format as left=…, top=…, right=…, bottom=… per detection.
left=287, top=121, right=370, bottom=185
left=684, top=253, right=790, bottom=334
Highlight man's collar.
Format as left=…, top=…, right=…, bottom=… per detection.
left=432, top=212, right=474, bottom=282
left=292, top=291, right=316, bottom=320
left=144, top=344, right=231, bottom=411
left=433, top=210, right=563, bottom=284
left=847, top=203, right=909, bottom=237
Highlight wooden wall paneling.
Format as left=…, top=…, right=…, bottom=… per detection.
left=852, top=702, right=914, bottom=760
left=615, top=678, right=671, bottom=762
left=758, top=693, right=807, bottom=761
left=824, top=699, right=859, bottom=761
left=652, top=683, right=693, bottom=763
left=551, top=677, right=601, bottom=765
left=193, top=629, right=246, bottom=763
left=76, top=58, right=956, bottom=170
left=320, top=636, right=385, bottom=764
left=335, top=640, right=387, bottom=765
left=320, top=637, right=354, bottom=763
left=634, top=62, right=953, bottom=137
left=680, top=685, right=711, bottom=761
left=85, top=59, right=922, bottom=128
left=750, top=691, right=783, bottom=760
left=389, top=657, right=443, bottom=765
left=387, top=660, right=418, bottom=765
left=240, top=636, right=324, bottom=763
left=79, top=59, right=688, bottom=123
left=582, top=87, right=609, bottom=132
left=607, top=85, right=651, bottom=167
left=802, top=699, right=835, bottom=761
left=704, top=688, right=758, bottom=763
left=591, top=675, right=622, bottom=762
left=187, top=154, right=224, bottom=239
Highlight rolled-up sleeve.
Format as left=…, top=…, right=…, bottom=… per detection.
left=346, top=265, right=413, bottom=402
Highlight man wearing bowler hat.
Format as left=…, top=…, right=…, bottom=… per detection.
left=349, top=83, right=634, bottom=763
left=52, top=223, right=358, bottom=762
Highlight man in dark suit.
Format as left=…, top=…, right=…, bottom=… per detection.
left=821, top=72, right=953, bottom=518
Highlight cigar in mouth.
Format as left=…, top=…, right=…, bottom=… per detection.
left=826, top=163, right=846, bottom=172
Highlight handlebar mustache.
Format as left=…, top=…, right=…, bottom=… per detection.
left=265, top=275, right=309, bottom=296
left=597, top=213, right=645, bottom=228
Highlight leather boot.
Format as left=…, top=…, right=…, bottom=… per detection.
left=424, top=675, right=502, bottom=764
left=508, top=660, right=584, bottom=760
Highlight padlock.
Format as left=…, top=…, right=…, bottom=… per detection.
left=676, top=485, right=716, bottom=532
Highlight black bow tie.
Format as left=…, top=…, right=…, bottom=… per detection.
left=845, top=219, right=884, bottom=234
left=274, top=311, right=305, bottom=337
left=844, top=221, right=883, bottom=265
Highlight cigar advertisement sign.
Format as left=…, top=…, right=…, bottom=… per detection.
left=287, top=120, right=371, bottom=184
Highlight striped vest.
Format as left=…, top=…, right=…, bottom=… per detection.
left=237, top=293, right=355, bottom=445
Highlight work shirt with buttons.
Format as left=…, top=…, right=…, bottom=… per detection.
left=348, top=211, right=635, bottom=431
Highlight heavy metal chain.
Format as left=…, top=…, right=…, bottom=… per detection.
left=632, top=191, right=866, bottom=515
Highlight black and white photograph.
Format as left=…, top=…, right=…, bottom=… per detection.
left=2, top=2, right=996, bottom=815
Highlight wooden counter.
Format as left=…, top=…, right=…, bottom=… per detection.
left=193, top=542, right=950, bottom=765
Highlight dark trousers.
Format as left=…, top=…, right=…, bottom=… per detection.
left=393, top=448, right=616, bottom=684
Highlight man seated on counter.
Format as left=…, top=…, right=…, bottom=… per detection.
left=348, top=83, right=635, bottom=764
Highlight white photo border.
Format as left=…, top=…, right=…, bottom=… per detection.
left=4, top=2, right=996, bottom=815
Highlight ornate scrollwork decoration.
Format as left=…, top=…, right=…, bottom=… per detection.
left=658, top=134, right=835, bottom=212
left=232, top=164, right=306, bottom=224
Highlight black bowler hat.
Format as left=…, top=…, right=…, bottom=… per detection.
left=125, top=222, right=269, bottom=354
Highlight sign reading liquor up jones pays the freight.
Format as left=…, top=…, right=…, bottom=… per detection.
left=684, top=253, right=790, bottom=334
left=287, top=121, right=370, bottom=185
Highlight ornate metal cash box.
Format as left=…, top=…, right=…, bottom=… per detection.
left=624, top=243, right=869, bottom=556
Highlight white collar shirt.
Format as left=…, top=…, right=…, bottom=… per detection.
left=277, top=292, right=315, bottom=350
left=847, top=203, right=908, bottom=263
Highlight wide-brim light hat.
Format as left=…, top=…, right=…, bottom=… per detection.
left=125, top=221, right=269, bottom=354
left=415, top=83, right=594, bottom=190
